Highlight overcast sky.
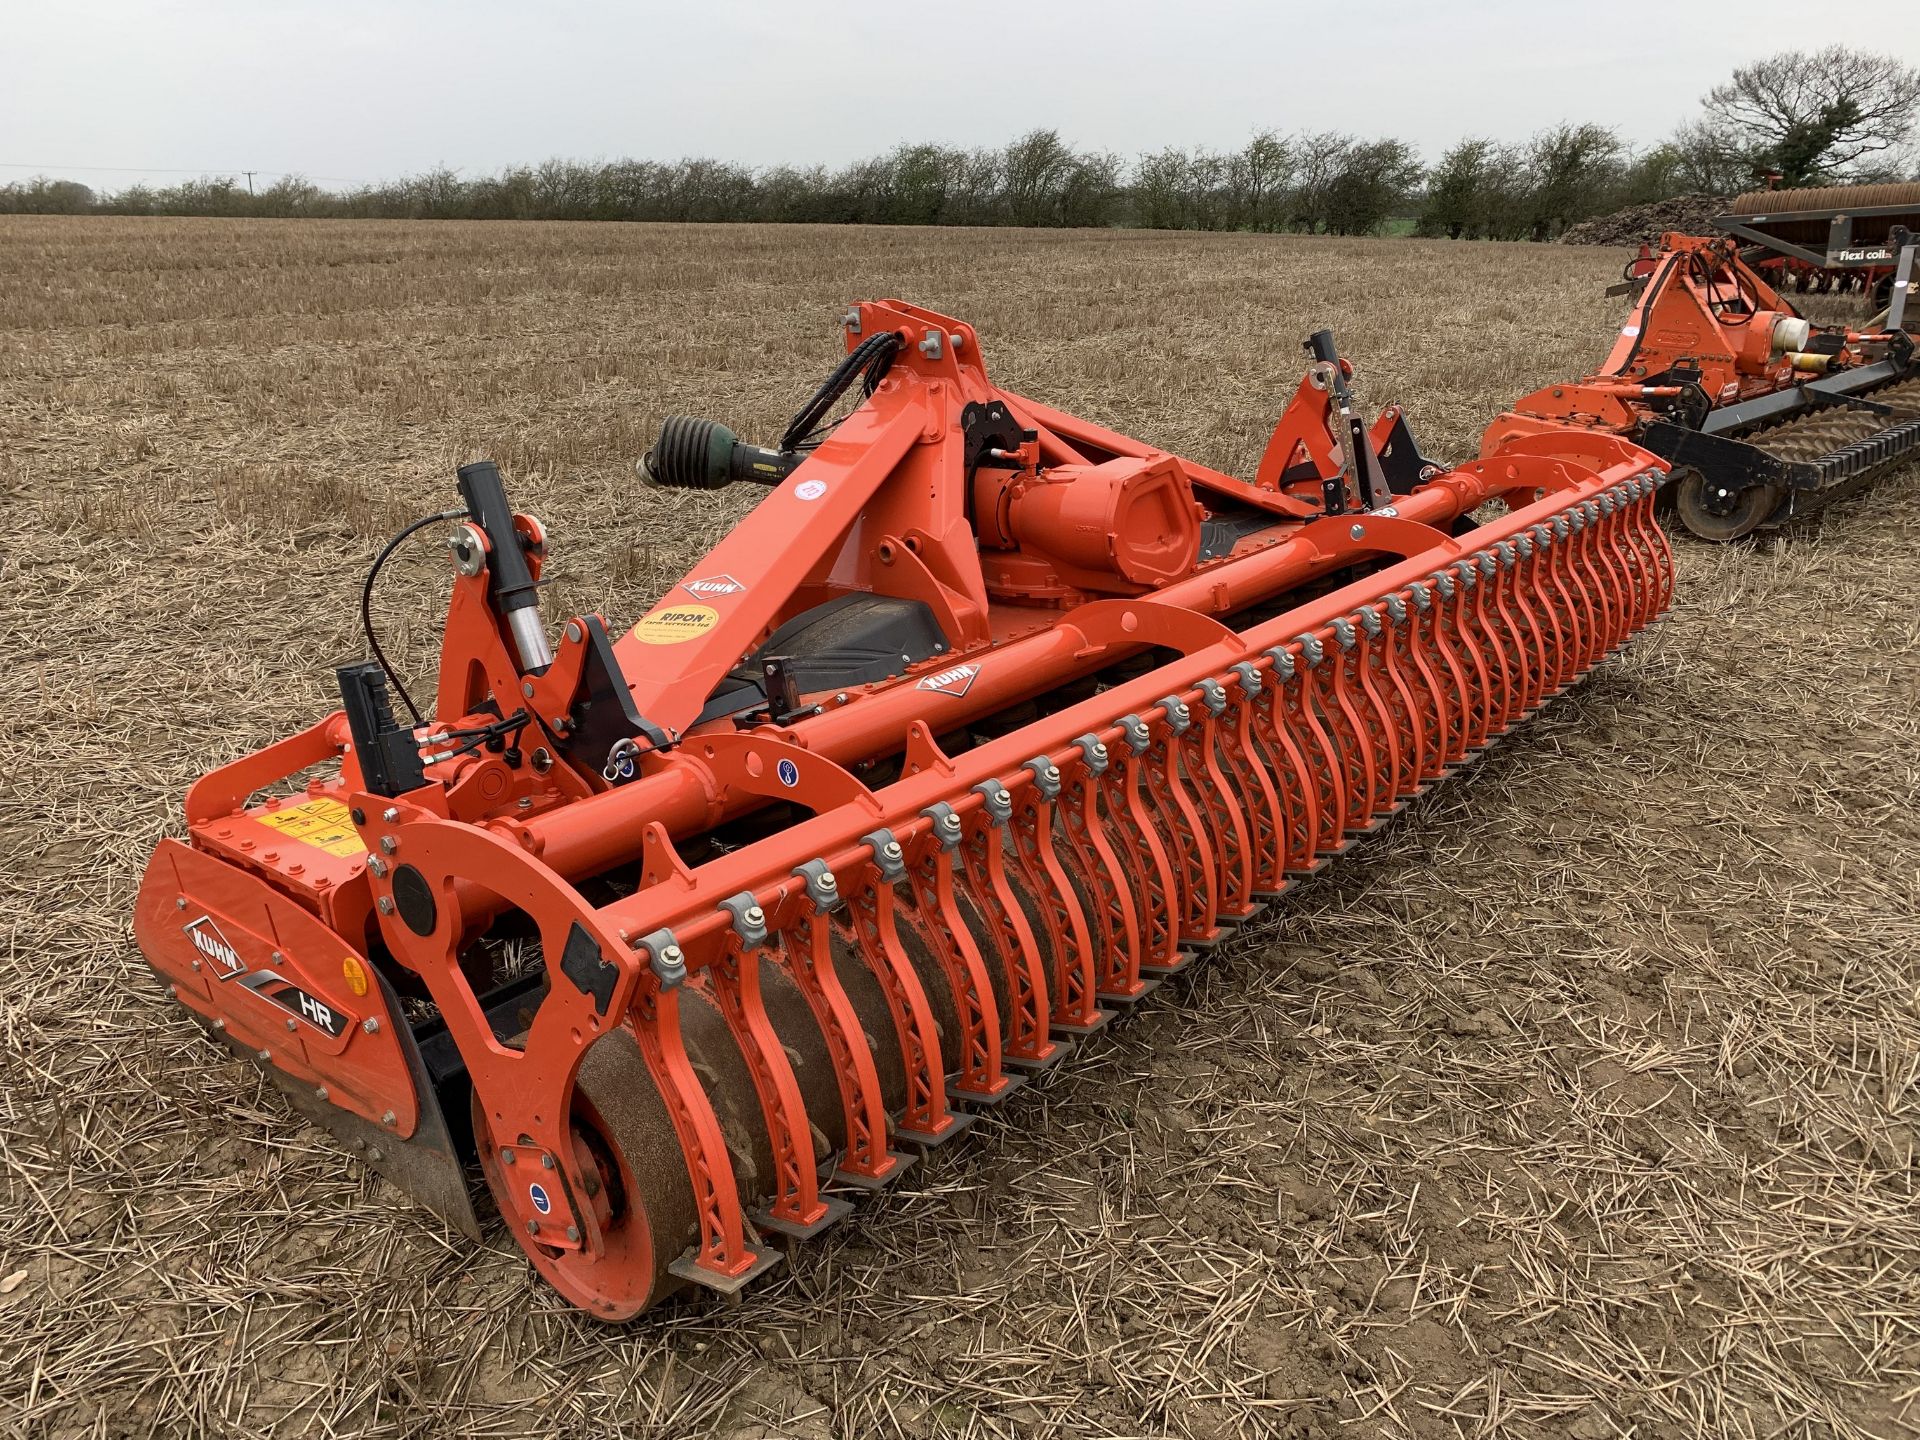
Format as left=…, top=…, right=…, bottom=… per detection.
left=8, top=1, right=1919, bottom=191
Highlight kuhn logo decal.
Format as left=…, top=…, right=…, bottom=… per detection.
left=680, top=573, right=744, bottom=600
left=184, top=916, right=246, bottom=979
left=917, top=663, right=980, bottom=698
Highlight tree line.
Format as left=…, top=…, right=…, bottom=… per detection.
left=6, top=47, right=1915, bottom=238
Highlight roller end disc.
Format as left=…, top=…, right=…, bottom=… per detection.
left=1674, top=469, right=1782, bottom=542
left=472, top=1028, right=695, bottom=1323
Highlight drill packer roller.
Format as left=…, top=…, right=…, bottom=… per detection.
left=134, top=299, right=1672, bottom=1319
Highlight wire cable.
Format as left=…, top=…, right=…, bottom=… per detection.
left=361, top=508, right=466, bottom=725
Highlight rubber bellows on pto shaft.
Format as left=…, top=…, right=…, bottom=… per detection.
left=639, top=416, right=800, bottom=490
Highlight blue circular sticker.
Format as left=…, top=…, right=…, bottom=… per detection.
left=528, top=1182, right=552, bottom=1215
left=776, top=758, right=800, bottom=788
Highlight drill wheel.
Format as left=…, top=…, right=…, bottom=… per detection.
left=1673, top=469, right=1782, bottom=542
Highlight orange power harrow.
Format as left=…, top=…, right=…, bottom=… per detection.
left=134, top=301, right=1672, bottom=1319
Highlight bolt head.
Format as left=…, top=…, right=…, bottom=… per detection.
left=1350, top=524, right=1365, bottom=540
left=382, top=1110, right=396, bottom=1126
left=368, top=857, right=387, bottom=878
left=527, top=1220, right=540, bottom=1236
left=541, top=1153, right=556, bottom=1170
left=502, top=1149, right=517, bottom=1165
left=258, top=1049, right=271, bottom=1061
left=175, top=896, right=187, bottom=910
left=362, top=1017, right=380, bottom=1034
left=745, top=905, right=765, bottom=927
left=522, top=681, right=536, bottom=698
left=566, top=1225, right=581, bottom=1242
left=883, top=841, right=902, bottom=860
left=382, top=806, right=400, bottom=823
left=367, top=1148, right=382, bottom=1163
left=287, top=1018, right=298, bottom=1032
left=818, top=872, right=838, bottom=890
left=377, top=896, right=395, bottom=915
left=315, top=1087, right=329, bottom=1102
left=661, top=943, right=684, bottom=964
left=210, top=1018, right=225, bottom=1032
left=191, top=959, right=202, bottom=971
left=379, top=835, right=397, bottom=855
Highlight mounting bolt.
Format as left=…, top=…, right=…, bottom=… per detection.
left=175, top=896, right=188, bottom=910
left=167, top=984, right=178, bottom=999
left=210, top=1018, right=225, bottom=1032
left=527, top=1220, right=540, bottom=1237
left=287, top=1018, right=298, bottom=1032
left=1350, top=524, right=1365, bottom=540
left=271, top=951, right=285, bottom=964
left=368, top=857, right=387, bottom=878
left=522, top=681, right=536, bottom=699
left=566, top=1225, right=581, bottom=1243
left=382, top=1110, right=396, bottom=1126
left=379, top=835, right=397, bottom=855
left=315, top=1087, right=329, bottom=1102
left=745, top=905, right=765, bottom=928
left=502, top=1149, right=517, bottom=1165
left=377, top=896, right=395, bottom=915
left=565, top=621, right=582, bottom=644
left=258, top=1049, right=271, bottom=1061
left=362, top=1017, right=381, bottom=1034
left=542, top=1153, right=555, bottom=1169
left=382, top=806, right=400, bottom=823
left=191, top=959, right=202, bottom=972
left=367, top=1148, right=382, bottom=1163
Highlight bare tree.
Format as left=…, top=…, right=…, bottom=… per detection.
left=1702, top=47, right=1920, bottom=184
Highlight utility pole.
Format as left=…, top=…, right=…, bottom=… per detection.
left=244, top=170, right=256, bottom=195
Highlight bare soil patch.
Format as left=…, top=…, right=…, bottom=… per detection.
left=1, top=217, right=1915, bottom=1439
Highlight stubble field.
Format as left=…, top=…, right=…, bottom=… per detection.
left=1, top=216, right=1917, bottom=1439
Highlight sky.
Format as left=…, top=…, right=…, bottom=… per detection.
left=7, top=0, right=1920, bottom=192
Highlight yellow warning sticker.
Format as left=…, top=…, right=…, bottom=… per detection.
left=255, top=796, right=367, bottom=858
left=632, top=603, right=720, bottom=645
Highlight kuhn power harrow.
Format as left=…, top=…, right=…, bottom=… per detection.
left=135, top=301, right=1671, bottom=1318
left=1483, top=231, right=1917, bottom=540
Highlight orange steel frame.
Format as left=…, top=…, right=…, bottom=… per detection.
left=134, top=299, right=1671, bottom=1313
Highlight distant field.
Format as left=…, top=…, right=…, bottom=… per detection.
left=2, top=216, right=1916, bottom=1439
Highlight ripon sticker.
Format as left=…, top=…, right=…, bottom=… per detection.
left=794, top=479, right=828, bottom=501
left=776, top=758, right=800, bottom=788
left=528, top=1182, right=553, bottom=1215
left=632, top=604, right=719, bottom=645
left=183, top=915, right=247, bottom=979
left=679, top=573, right=744, bottom=600
left=917, top=662, right=980, bottom=699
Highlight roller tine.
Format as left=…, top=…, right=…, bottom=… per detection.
left=1610, top=480, right=1651, bottom=630
left=845, top=830, right=964, bottom=1146
left=1422, top=574, right=1473, bottom=766
left=1289, top=636, right=1347, bottom=850
left=1524, top=527, right=1570, bottom=695
left=1397, top=587, right=1443, bottom=783
left=1585, top=495, right=1626, bottom=656
left=1111, top=715, right=1190, bottom=974
left=1468, top=554, right=1516, bottom=733
left=1571, top=503, right=1615, bottom=664
left=711, top=897, right=850, bottom=1240
left=1188, top=679, right=1262, bottom=920
left=1058, top=734, right=1153, bottom=1003
left=905, top=819, right=1015, bottom=1106
left=1493, top=542, right=1543, bottom=715
left=1550, top=514, right=1593, bottom=673
left=1360, top=605, right=1419, bottom=801
left=1450, top=562, right=1496, bottom=749
left=1634, top=474, right=1676, bottom=619
left=781, top=866, right=908, bottom=1189
left=1386, top=592, right=1442, bottom=786
left=1012, top=757, right=1110, bottom=1036
left=1258, top=647, right=1323, bottom=876
left=948, top=790, right=1063, bottom=1071
left=1226, top=662, right=1288, bottom=896
left=628, top=931, right=778, bottom=1287
left=1346, top=612, right=1401, bottom=813
left=1324, top=619, right=1384, bottom=831
left=1138, top=700, right=1226, bottom=945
